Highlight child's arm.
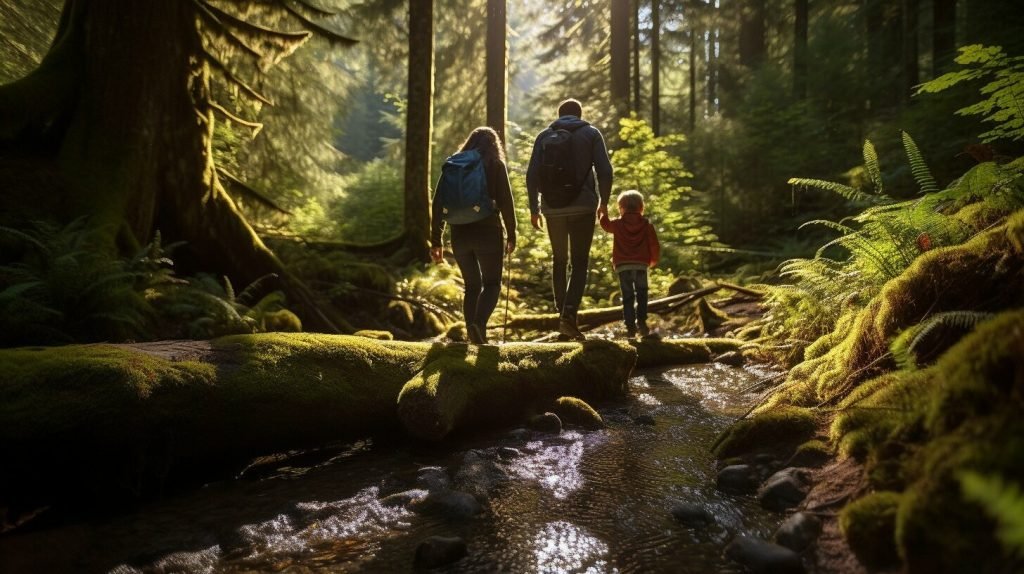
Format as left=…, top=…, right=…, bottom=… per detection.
left=598, top=210, right=614, bottom=233
left=648, top=222, right=660, bottom=267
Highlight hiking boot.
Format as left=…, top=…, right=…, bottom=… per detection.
left=558, top=317, right=586, bottom=341
left=625, top=325, right=637, bottom=338
left=468, top=324, right=488, bottom=345
left=638, top=323, right=651, bottom=338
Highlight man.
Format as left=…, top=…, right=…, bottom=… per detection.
left=526, top=98, right=614, bottom=340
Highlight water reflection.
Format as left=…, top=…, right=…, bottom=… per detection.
left=509, top=431, right=592, bottom=499
left=534, top=521, right=617, bottom=574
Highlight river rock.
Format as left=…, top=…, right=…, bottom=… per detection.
left=774, top=512, right=822, bottom=552
left=416, top=466, right=451, bottom=491
left=715, top=351, right=746, bottom=366
left=528, top=412, right=562, bottom=434
left=716, top=464, right=759, bottom=494
left=454, top=450, right=509, bottom=499
left=408, top=490, right=481, bottom=519
left=670, top=502, right=714, bottom=528
left=758, top=468, right=811, bottom=511
left=497, top=447, right=521, bottom=460
left=724, top=535, right=806, bottom=574
left=632, top=414, right=656, bottom=426
left=506, top=427, right=531, bottom=442
left=380, top=488, right=428, bottom=509
left=414, top=536, right=467, bottom=568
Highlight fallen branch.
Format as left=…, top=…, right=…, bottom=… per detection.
left=507, top=285, right=722, bottom=333
left=715, top=281, right=766, bottom=298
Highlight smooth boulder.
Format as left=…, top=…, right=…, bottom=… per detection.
left=758, top=468, right=812, bottom=511
left=716, top=464, right=759, bottom=494
left=415, top=536, right=467, bottom=569
left=671, top=502, right=715, bottom=528
left=773, top=512, right=822, bottom=552
left=724, top=535, right=806, bottom=574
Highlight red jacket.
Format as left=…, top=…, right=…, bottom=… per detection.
left=599, top=211, right=660, bottom=268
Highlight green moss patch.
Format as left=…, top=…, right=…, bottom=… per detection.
left=551, top=396, right=605, bottom=430
left=840, top=491, right=902, bottom=570
left=397, top=340, right=635, bottom=441
left=632, top=338, right=742, bottom=368
left=713, top=406, right=817, bottom=458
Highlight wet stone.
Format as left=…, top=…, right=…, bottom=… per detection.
left=528, top=412, right=562, bottom=434
left=414, top=536, right=467, bottom=569
left=724, top=535, right=806, bottom=574
left=715, top=351, right=746, bottom=366
left=497, top=447, right=521, bottom=460
left=415, top=466, right=450, bottom=491
left=379, top=488, right=428, bottom=509
left=774, top=512, right=822, bottom=552
left=670, top=502, right=715, bottom=528
left=716, top=464, right=759, bottom=494
left=632, top=414, right=656, bottom=426
left=758, top=468, right=811, bottom=512
left=455, top=450, right=509, bottom=500
left=408, top=490, right=481, bottom=520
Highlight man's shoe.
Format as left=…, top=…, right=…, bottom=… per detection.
left=558, top=317, right=586, bottom=341
left=638, top=323, right=651, bottom=338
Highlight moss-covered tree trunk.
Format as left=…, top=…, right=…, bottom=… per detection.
left=404, top=0, right=433, bottom=264
left=0, top=0, right=344, bottom=332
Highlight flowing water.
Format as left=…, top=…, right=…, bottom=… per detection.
left=0, top=363, right=784, bottom=573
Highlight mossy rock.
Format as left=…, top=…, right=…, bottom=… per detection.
left=397, top=340, right=635, bottom=441
left=713, top=406, right=817, bottom=458
left=263, top=309, right=302, bottom=332
left=788, top=439, right=832, bottom=467
left=631, top=338, right=742, bottom=368
left=551, top=396, right=604, bottom=430
left=839, top=491, right=902, bottom=570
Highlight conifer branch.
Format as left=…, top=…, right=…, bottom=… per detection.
left=193, top=0, right=263, bottom=60
left=216, top=167, right=292, bottom=215
left=208, top=101, right=264, bottom=135
left=204, top=50, right=275, bottom=106
left=200, top=1, right=313, bottom=45
left=278, top=0, right=358, bottom=45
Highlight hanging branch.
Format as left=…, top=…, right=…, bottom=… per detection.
left=200, top=0, right=313, bottom=44
left=208, top=100, right=264, bottom=135
left=204, top=50, right=275, bottom=106
left=278, top=0, right=358, bottom=45
left=288, top=0, right=339, bottom=17
left=193, top=0, right=263, bottom=60
left=216, top=167, right=292, bottom=215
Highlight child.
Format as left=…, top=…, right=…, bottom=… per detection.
left=599, top=190, right=661, bottom=338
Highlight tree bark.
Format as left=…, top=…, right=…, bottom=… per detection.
left=740, top=0, right=766, bottom=68
left=651, top=0, right=662, bottom=136
left=794, top=0, right=808, bottom=99
left=902, top=0, right=919, bottom=103
left=932, top=0, right=956, bottom=76
left=689, top=26, right=698, bottom=131
left=611, top=0, right=632, bottom=120
left=404, top=0, right=434, bottom=263
left=486, top=0, right=507, bottom=148
left=633, top=0, right=641, bottom=116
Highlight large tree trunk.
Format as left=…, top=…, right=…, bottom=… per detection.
left=610, top=0, right=631, bottom=120
left=404, top=0, right=433, bottom=263
left=794, top=0, right=808, bottom=99
left=739, top=0, right=766, bottom=68
left=0, top=0, right=345, bottom=332
left=486, top=0, right=506, bottom=148
left=651, top=0, right=662, bottom=136
left=689, top=27, right=698, bottom=131
left=932, top=0, right=956, bottom=76
left=902, top=0, right=919, bottom=103
left=632, top=0, right=641, bottom=116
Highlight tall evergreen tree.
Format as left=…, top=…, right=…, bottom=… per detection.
left=404, top=0, right=434, bottom=263
left=611, top=0, right=632, bottom=118
left=486, top=0, right=507, bottom=147
left=794, top=0, right=808, bottom=99
left=651, top=0, right=662, bottom=135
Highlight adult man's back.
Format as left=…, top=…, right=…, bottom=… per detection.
left=525, top=98, right=614, bottom=340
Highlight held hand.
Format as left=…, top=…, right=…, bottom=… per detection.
left=505, top=240, right=516, bottom=255
left=597, top=204, right=608, bottom=219
left=531, top=213, right=544, bottom=230
left=430, top=246, right=444, bottom=264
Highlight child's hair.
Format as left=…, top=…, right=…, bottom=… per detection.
left=617, top=189, right=645, bottom=213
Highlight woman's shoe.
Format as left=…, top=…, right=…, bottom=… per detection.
left=558, top=317, right=586, bottom=341
left=468, top=324, right=488, bottom=345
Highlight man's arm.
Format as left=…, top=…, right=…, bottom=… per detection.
left=592, top=128, right=613, bottom=208
left=525, top=133, right=544, bottom=215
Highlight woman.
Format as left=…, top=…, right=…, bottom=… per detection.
left=430, top=127, right=517, bottom=344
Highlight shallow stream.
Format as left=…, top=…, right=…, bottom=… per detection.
left=0, top=363, right=783, bottom=573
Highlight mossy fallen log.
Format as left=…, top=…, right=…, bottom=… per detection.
left=396, top=340, right=635, bottom=441
left=6, top=334, right=734, bottom=500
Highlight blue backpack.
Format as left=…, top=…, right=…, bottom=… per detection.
left=433, top=149, right=494, bottom=224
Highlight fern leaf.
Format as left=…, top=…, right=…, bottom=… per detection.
left=909, top=311, right=994, bottom=354
left=788, top=178, right=876, bottom=203
left=961, top=472, right=1024, bottom=558
left=863, top=140, right=884, bottom=195
left=902, top=132, right=939, bottom=195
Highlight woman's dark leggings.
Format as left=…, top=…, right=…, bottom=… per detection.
left=451, top=225, right=504, bottom=331
left=545, top=213, right=595, bottom=318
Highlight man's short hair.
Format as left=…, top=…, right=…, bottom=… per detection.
left=557, top=98, right=583, bottom=118
left=617, top=190, right=645, bottom=212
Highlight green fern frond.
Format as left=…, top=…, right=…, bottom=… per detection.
left=902, top=132, right=939, bottom=195
left=863, top=140, right=884, bottom=194
left=788, top=178, right=876, bottom=203
left=799, top=219, right=857, bottom=235
left=909, top=311, right=994, bottom=353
